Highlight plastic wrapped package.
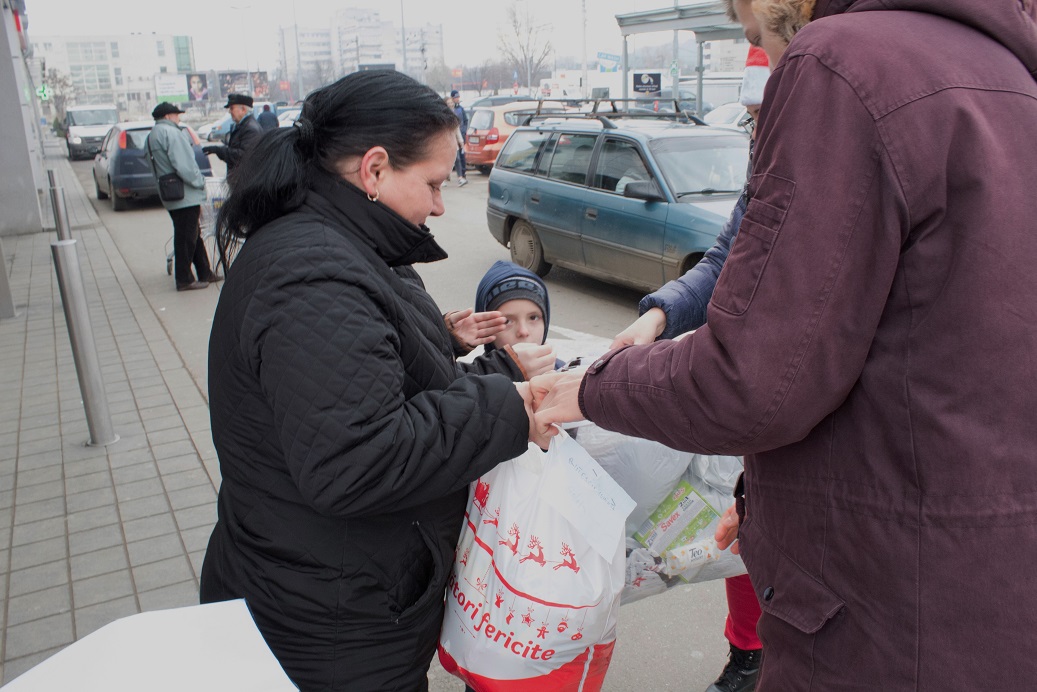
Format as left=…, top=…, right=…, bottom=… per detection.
left=576, top=425, right=746, bottom=605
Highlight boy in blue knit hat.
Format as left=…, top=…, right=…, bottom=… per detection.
left=475, top=260, right=560, bottom=375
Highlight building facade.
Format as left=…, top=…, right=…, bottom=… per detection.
left=30, top=33, right=193, bottom=119
left=277, top=9, right=444, bottom=98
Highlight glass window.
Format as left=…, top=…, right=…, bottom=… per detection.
left=110, top=42, right=119, bottom=58
left=496, top=130, right=552, bottom=173
left=157, top=41, right=165, bottom=57
left=649, top=135, right=749, bottom=197
left=125, top=129, right=152, bottom=150
left=469, top=110, right=493, bottom=131
left=159, top=66, right=167, bottom=73
left=66, top=107, right=118, bottom=126
left=543, top=133, right=596, bottom=185
left=592, top=139, right=651, bottom=194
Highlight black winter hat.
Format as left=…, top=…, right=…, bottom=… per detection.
left=224, top=93, right=254, bottom=108
left=152, top=102, right=186, bottom=119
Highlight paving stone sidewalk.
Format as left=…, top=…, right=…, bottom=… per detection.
left=0, top=145, right=219, bottom=684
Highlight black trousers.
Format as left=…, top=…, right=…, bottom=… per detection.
left=168, top=205, right=213, bottom=287
left=454, top=148, right=467, bottom=178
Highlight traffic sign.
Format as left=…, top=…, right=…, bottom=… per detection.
left=669, top=61, right=679, bottom=78
left=36, top=83, right=51, bottom=101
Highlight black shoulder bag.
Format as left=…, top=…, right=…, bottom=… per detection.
left=146, top=131, right=185, bottom=202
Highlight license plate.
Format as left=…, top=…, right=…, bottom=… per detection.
left=468, top=135, right=479, bottom=145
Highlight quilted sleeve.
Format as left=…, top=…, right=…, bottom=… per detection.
left=242, top=249, right=530, bottom=518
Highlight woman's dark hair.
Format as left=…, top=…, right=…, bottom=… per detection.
left=214, top=70, right=459, bottom=269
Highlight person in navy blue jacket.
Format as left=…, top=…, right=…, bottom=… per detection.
left=610, top=45, right=769, bottom=692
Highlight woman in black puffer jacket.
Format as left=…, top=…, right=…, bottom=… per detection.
left=201, top=70, right=544, bottom=691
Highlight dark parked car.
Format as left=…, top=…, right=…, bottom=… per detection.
left=91, top=121, right=212, bottom=211
left=486, top=113, right=749, bottom=291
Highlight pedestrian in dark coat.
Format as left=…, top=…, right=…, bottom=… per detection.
left=532, top=0, right=1037, bottom=689
left=257, top=103, right=278, bottom=130
left=201, top=70, right=546, bottom=691
left=203, top=93, right=263, bottom=176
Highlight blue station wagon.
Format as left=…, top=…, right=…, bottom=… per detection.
left=486, top=114, right=749, bottom=292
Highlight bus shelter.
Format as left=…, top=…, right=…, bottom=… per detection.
left=615, top=1, right=744, bottom=115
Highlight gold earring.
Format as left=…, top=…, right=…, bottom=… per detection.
left=367, top=190, right=379, bottom=202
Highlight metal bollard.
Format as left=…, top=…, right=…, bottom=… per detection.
left=51, top=240, right=118, bottom=446
left=47, top=169, right=73, bottom=241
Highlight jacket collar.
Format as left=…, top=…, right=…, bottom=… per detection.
left=305, top=168, right=449, bottom=267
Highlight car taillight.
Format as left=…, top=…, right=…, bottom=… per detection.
left=118, top=131, right=128, bottom=149
left=486, top=128, right=500, bottom=144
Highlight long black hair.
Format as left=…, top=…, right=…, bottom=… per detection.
left=214, top=70, right=459, bottom=269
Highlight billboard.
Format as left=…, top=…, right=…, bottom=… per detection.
left=218, top=71, right=270, bottom=99
left=154, top=73, right=188, bottom=103
left=187, top=73, right=209, bottom=102
left=632, top=72, right=662, bottom=94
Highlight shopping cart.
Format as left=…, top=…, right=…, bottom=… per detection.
left=165, top=176, right=229, bottom=275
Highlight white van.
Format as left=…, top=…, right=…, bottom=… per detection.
left=65, top=104, right=119, bottom=160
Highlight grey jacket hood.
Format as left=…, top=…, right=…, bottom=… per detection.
left=813, top=0, right=1037, bottom=79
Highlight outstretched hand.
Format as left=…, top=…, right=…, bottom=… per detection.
left=514, top=381, right=552, bottom=449
left=611, top=307, right=667, bottom=349
left=529, top=369, right=587, bottom=438
left=446, top=309, right=507, bottom=351
left=715, top=504, right=741, bottom=555
left=506, top=342, right=556, bottom=380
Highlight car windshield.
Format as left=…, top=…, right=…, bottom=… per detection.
left=125, top=128, right=156, bottom=150
left=650, top=135, right=749, bottom=196
left=69, top=109, right=118, bottom=126
left=703, top=103, right=746, bottom=126
left=278, top=109, right=301, bottom=123
left=470, top=110, right=494, bottom=130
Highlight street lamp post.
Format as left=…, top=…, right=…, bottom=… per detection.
left=230, top=5, right=254, bottom=96
left=292, top=0, right=304, bottom=99
left=399, top=0, right=408, bottom=75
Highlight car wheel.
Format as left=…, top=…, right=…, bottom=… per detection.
left=509, top=220, right=551, bottom=277
left=94, top=174, right=109, bottom=200
left=110, top=180, right=129, bottom=211
left=478, top=166, right=492, bottom=176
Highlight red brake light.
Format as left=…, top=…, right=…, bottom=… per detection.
left=118, top=130, right=127, bottom=149
left=486, top=128, right=500, bottom=144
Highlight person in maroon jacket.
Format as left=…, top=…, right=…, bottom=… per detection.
left=532, top=1, right=1037, bottom=689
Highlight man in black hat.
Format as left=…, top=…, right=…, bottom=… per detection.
left=147, top=102, right=220, bottom=291
left=202, top=93, right=263, bottom=176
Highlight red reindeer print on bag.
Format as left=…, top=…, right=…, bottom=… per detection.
left=499, top=523, right=520, bottom=555
left=553, top=543, right=580, bottom=573
left=519, top=535, right=546, bottom=567
left=483, top=506, right=500, bottom=528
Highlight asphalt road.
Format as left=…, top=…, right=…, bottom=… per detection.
left=70, top=160, right=733, bottom=692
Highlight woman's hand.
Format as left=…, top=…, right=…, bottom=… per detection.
left=515, top=381, right=551, bottom=449
left=445, top=309, right=506, bottom=352
left=529, top=369, right=587, bottom=437
left=611, top=308, right=667, bottom=349
left=505, top=342, right=556, bottom=380
left=715, top=504, right=741, bottom=555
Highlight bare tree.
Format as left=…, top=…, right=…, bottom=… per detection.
left=46, top=68, right=77, bottom=123
left=307, top=60, right=337, bottom=90
left=498, top=2, right=552, bottom=95
left=425, top=60, right=453, bottom=94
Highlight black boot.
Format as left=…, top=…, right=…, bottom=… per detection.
left=705, top=643, right=762, bottom=692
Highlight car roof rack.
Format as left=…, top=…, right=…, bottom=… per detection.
left=520, top=99, right=707, bottom=129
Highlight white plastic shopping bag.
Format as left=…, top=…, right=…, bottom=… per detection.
left=575, top=424, right=746, bottom=605
left=439, top=431, right=634, bottom=691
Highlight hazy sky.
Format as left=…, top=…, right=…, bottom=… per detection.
left=28, top=0, right=683, bottom=72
